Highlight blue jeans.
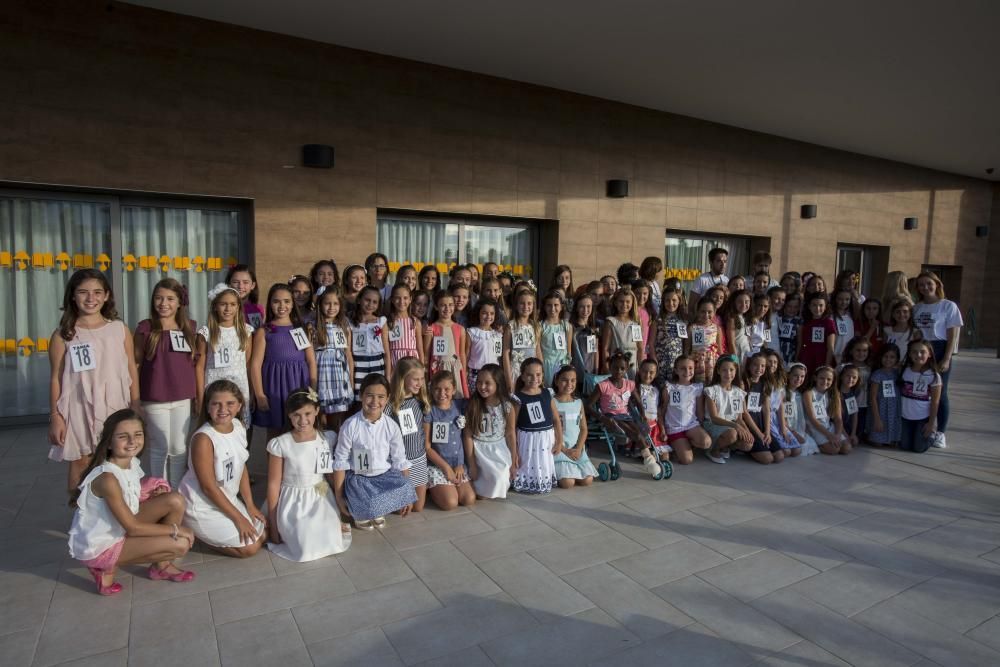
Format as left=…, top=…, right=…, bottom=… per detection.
left=929, top=340, right=951, bottom=432
left=900, top=418, right=930, bottom=453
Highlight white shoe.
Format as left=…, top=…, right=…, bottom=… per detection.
left=642, top=454, right=662, bottom=477
left=705, top=449, right=726, bottom=464
left=721, top=450, right=731, bottom=459
left=930, top=432, right=947, bottom=448
left=355, top=519, right=375, bottom=531
left=373, top=516, right=387, bottom=529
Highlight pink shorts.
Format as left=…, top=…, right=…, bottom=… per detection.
left=79, top=538, right=125, bottom=571
left=667, top=428, right=697, bottom=445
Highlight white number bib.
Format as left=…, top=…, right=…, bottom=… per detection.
left=630, top=324, right=643, bottom=342
left=845, top=396, right=858, bottom=415
left=836, top=319, right=849, bottom=336
left=780, top=322, right=794, bottom=338
left=398, top=408, right=419, bottom=436
left=353, top=331, right=368, bottom=353
left=513, top=328, right=533, bottom=350
left=553, top=330, right=567, bottom=351
left=214, top=346, right=233, bottom=368
left=221, top=455, right=235, bottom=484
left=493, top=337, right=503, bottom=357
left=730, top=396, right=743, bottom=414
left=431, top=421, right=449, bottom=444
left=333, top=329, right=348, bottom=349
left=763, top=329, right=772, bottom=343
left=69, top=342, right=96, bottom=372
left=248, top=313, right=263, bottom=329
left=675, top=322, right=689, bottom=339
left=585, top=335, right=597, bottom=354
left=526, top=401, right=545, bottom=424
left=783, top=402, right=795, bottom=422
left=315, top=445, right=333, bottom=473
left=169, top=330, right=191, bottom=353
left=290, top=327, right=311, bottom=350
left=669, top=389, right=683, bottom=407
left=811, top=327, right=825, bottom=343
left=389, top=324, right=402, bottom=342
left=693, top=329, right=707, bottom=348
left=813, top=401, right=828, bottom=420
left=642, top=391, right=658, bottom=419
left=882, top=380, right=896, bottom=398
left=433, top=336, right=448, bottom=357
left=352, top=448, right=372, bottom=474
left=748, top=392, right=762, bottom=412
left=914, top=379, right=928, bottom=396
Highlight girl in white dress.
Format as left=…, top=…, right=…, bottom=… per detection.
left=196, top=283, right=254, bottom=426
left=803, top=366, right=852, bottom=456
left=511, top=358, right=562, bottom=494
left=464, top=363, right=516, bottom=498
left=552, top=365, right=597, bottom=488
left=178, top=380, right=267, bottom=557
left=266, top=387, right=351, bottom=562
left=68, top=408, right=195, bottom=596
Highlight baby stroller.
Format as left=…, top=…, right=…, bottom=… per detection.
left=582, top=372, right=623, bottom=481
left=627, top=404, right=673, bottom=481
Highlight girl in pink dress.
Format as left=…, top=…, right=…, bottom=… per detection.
left=386, top=284, right=424, bottom=366
left=48, top=269, right=140, bottom=495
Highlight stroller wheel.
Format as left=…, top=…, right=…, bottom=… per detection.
left=610, top=462, right=622, bottom=481
left=661, top=461, right=673, bottom=480
left=597, top=462, right=610, bottom=482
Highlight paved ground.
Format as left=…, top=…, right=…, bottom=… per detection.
left=2, top=351, right=1000, bottom=666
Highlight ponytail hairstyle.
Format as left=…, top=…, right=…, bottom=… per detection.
left=68, top=408, right=145, bottom=507
left=284, top=386, right=323, bottom=433
left=465, top=363, right=511, bottom=435
left=59, top=268, right=118, bottom=341
left=144, top=278, right=196, bottom=360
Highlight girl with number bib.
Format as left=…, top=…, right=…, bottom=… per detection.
left=48, top=269, right=140, bottom=494
left=803, top=366, right=851, bottom=455
left=899, top=340, right=943, bottom=453
left=505, top=289, right=542, bottom=388
left=179, top=380, right=266, bottom=557
left=784, top=363, right=819, bottom=455
left=702, top=356, right=753, bottom=463
left=333, top=374, right=416, bottom=530
left=465, top=300, right=505, bottom=401
left=763, top=350, right=798, bottom=456
left=601, top=286, right=643, bottom=379
left=134, top=278, right=198, bottom=487
left=723, top=290, right=753, bottom=361
left=386, top=357, right=431, bottom=511
left=570, top=295, right=600, bottom=395
left=511, top=358, right=561, bottom=494
left=465, top=364, right=516, bottom=499
left=540, top=291, right=573, bottom=386
left=423, top=371, right=476, bottom=510
left=226, top=264, right=264, bottom=330
left=688, top=298, right=721, bottom=383
left=426, top=291, right=469, bottom=398
left=746, top=294, right=771, bottom=357
left=635, top=359, right=671, bottom=476
left=197, top=283, right=253, bottom=427
left=651, top=288, right=687, bottom=386
left=314, top=289, right=354, bottom=430
left=777, top=294, right=803, bottom=367
left=742, top=353, right=784, bottom=464
left=868, top=345, right=902, bottom=447
left=831, top=289, right=858, bottom=364
left=799, top=293, right=836, bottom=376
left=838, top=365, right=862, bottom=448
left=352, top=286, right=392, bottom=401
left=386, top=284, right=424, bottom=366
left=552, top=365, right=597, bottom=488
left=265, top=387, right=350, bottom=562
left=661, top=355, right=712, bottom=465
left=251, top=284, right=317, bottom=440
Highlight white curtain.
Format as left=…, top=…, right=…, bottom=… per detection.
left=377, top=218, right=459, bottom=286
left=121, top=206, right=240, bottom=328
left=0, top=197, right=112, bottom=416
left=464, top=225, right=536, bottom=278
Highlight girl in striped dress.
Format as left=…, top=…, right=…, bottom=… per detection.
left=386, top=357, right=430, bottom=511
left=314, top=289, right=354, bottom=430
left=426, top=291, right=470, bottom=398
left=351, top=286, right=391, bottom=402
left=386, top=284, right=424, bottom=366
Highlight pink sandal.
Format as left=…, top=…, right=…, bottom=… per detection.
left=148, top=564, right=196, bottom=583
left=87, top=567, right=123, bottom=596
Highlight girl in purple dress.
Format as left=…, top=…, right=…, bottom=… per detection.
left=250, top=284, right=317, bottom=440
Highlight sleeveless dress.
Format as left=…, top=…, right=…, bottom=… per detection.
left=540, top=321, right=571, bottom=386
left=606, top=317, right=641, bottom=378
left=805, top=391, right=841, bottom=445
left=868, top=367, right=902, bottom=444
left=265, top=431, right=350, bottom=562
left=785, top=392, right=819, bottom=455
left=746, top=381, right=781, bottom=453
left=387, top=316, right=419, bottom=366
left=690, top=322, right=721, bottom=382
left=730, top=315, right=751, bottom=360
left=508, top=322, right=537, bottom=383
left=352, top=317, right=387, bottom=400
left=68, top=459, right=142, bottom=565
left=471, top=401, right=513, bottom=498
left=253, top=324, right=311, bottom=429
left=553, top=398, right=597, bottom=480
left=467, top=327, right=503, bottom=391
left=572, top=325, right=600, bottom=395
left=385, top=397, right=428, bottom=488
left=768, top=387, right=795, bottom=450
left=198, top=323, right=254, bottom=426
left=51, top=320, right=132, bottom=462
left=178, top=421, right=262, bottom=548
left=428, top=322, right=469, bottom=398
left=654, top=315, right=686, bottom=385
left=316, top=323, right=352, bottom=415
left=423, top=403, right=469, bottom=487
left=511, top=390, right=556, bottom=494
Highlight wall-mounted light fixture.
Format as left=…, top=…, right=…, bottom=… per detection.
left=903, top=217, right=919, bottom=231
left=800, top=204, right=817, bottom=219
left=302, top=144, right=335, bottom=169
left=606, top=179, right=629, bottom=198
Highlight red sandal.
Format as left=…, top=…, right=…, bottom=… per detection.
left=87, top=567, right=123, bottom=596
left=148, top=563, right=196, bottom=583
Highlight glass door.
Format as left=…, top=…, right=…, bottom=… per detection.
left=837, top=245, right=872, bottom=295
left=463, top=224, right=537, bottom=279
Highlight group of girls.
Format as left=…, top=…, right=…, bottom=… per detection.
left=51, top=253, right=960, bottom=595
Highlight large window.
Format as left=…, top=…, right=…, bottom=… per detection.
left=0, top=189, right=249, bottom=419
left=377, top=214, right=537, bottom=287
left=665, top=231, right=750, bottom=291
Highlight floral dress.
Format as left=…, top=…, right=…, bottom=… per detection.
left=428, top=322, right=469, bottom=398
left=689, top=322, right=720, bottom=383
left=654, top=314, right=686, bottom=385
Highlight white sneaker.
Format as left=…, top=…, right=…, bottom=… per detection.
left=642, top=454, right=662, bottom=477
left=929, top=432, right=947, bottom=448
left=705, top=449, right=726, bottom=464
left=721, top=450, right=731, bottom=460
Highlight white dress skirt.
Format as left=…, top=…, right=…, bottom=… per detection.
left=265, top=432, right=351, bottom=562
left=178, top=421, right=264, bottom=548
left=511, top=429, right=556, bottom=494
left=472, top=403, right=513, bottom=498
